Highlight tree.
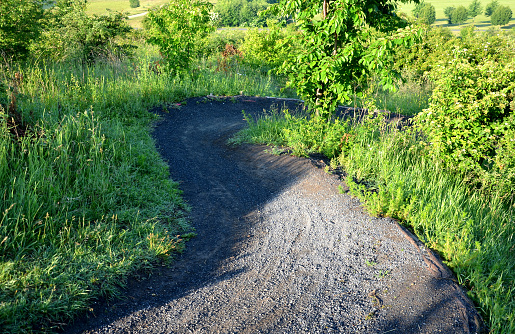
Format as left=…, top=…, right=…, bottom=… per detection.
left=452, top=6, right=468, bottom=24
left=444, top=6, right=455, bottom=24
left=413, top=2, right=435, bottom=25
left=412, top=1, right=426, bottom=17
left=265, top=0, right=420, bottom=114
left=419, top=3, right=436, bottom=25
left=130, top=0, right=140, bottom=8
left=485, top=0, right=499, bottom=16
left=491, top=5, right=513, bottom=25
left=468, top=0, right=482, bottom=21
left=0, top=0, right=44, bottom=59
left=145, top=0, right=215, bottom=73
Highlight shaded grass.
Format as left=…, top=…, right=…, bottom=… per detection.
left=0, top=45, right=294, bottom=332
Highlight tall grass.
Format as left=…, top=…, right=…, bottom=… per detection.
left=341, top=122, right=515, bottom=333
left=0, top=45, right=294, bottom=333
left=233, top=102, right=515, bottom=333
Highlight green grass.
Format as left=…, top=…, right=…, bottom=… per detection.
left=87, top=0, right=219, bottom=28
left=0, top=43, right=294, bottom=333
left=397, top=0, right=515, bottom=30
left=87, top=0, right=167, bottom=16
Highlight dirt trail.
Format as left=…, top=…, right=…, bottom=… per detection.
left=64, top=96, right=482, bottom=334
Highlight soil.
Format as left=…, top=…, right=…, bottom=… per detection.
left=63, top=96, right=483, bottom=334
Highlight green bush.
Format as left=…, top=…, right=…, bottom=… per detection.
left=32, top=0, right=133, bottom=62
left=451, top=6, right=469, bottom=25
left=0, top=0, right=44, bottom=59
left=240, top=22, right=297, bottom=70
left=491, top=5, right=513, bottom=26
left=200, top=29, right=247, bottom=56
left=391, top=26, right=454, bottom=79
left=413, top=2, right=436, bottom=25
left=419, top=3, right=436, bottom=25
left=414, top=37, right=515, bottom=193
left=144, top=0, right=215, bottom=73
left=444, top=6, right=455, bottom=24
left=130, top=0, right=140, bottom=8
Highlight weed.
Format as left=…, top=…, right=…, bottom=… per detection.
left=375, top=270, right=390, bottom=280
left=365, top=259, right=377, bottom=267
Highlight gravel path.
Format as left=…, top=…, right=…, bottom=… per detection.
left=64, top=96, right=482, bottom=334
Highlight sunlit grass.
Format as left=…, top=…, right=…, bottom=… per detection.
left=86, top=0, right=167, bottom=16
left=397, top=0, right=515, bottom=30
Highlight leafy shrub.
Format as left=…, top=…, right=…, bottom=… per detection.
left=391, top=26, right=454, bottom=80
left=267, top=0, right=420, bottom=114
left=412, top=1, right=427, bottom=18
left=485, top=0, right=500, bottom=16
left=144, top=0, right=215, bottom=73
left=414, top=38, right=515, bottom=192
left=130, top=0, right=140, bottom=8
left=491, top=5, right=513, bottom=26
left=452, top=6, right=469, bottom=24
left=33, top=0, right=133, bottom=62
left=0, top=0, right=44, bottom=59
left=444, top=6, right=456, bottom=24
left=419, top=3, right=436, bottom=25
left=413, top=2, right=436, bottom=25
left=240, top=22, right=297, bottom=70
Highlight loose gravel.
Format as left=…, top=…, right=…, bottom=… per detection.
left=64, top=96, right=482, bottom=334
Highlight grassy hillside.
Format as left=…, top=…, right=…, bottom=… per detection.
left=397, top=0, right=515, bottom=30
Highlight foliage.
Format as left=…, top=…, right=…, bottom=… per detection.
left=281, top=112, right=353, bottom=158
left=419, top=3, right=436, bottom=25
left=214, top=0, right=274, bottom=27
left=33, top=0, right=133, bottom=62
left=468, top=0, right=483, bottom=21
left=144, top=0, right=215, bottom=74
left=266, top=0, right=420, bottom=114
left=485, top=0, right=500, bottom=16
left=412, top=0, right=427, bottom=17
left=0, top=0, right=44, bottom=59
left=391, top=26, right=454, bottom=79
left=130, top=0, right=140, bottom=8
left=413, top=1, right=435, bottom=25
left=491, top=5, right=513, bottom=26
left=452, top=5, right=469, bottom=24
left=240, top=22, right=297, bottom=70
left=444, top=6, right=456, bottom=24
left=414, top=34, right=515, bottom=194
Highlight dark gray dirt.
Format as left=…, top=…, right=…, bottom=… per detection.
left=63, top=96, right=483, bottom=334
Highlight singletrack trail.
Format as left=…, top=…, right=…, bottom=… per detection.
left=64, top=96, right=482, bottom=334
